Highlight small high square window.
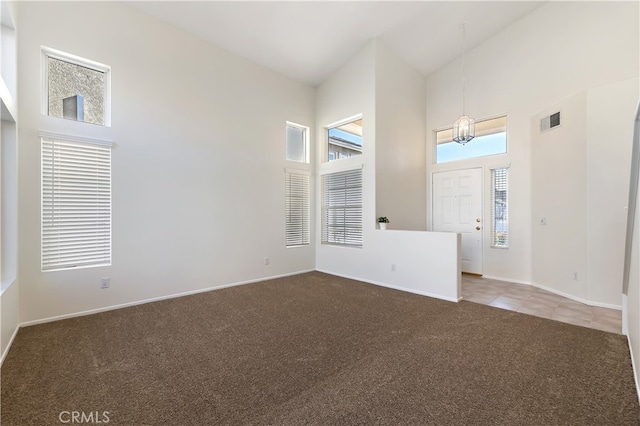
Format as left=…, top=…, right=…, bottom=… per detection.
left=43, top=47, right=111, bottom=126
left=327, top=118, right=362, bottom=162
left=286, top=122, right=309, bottom=163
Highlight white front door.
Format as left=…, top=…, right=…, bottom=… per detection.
left=432, top=168, right=483, bottom=274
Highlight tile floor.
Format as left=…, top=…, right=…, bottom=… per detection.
left=462, top=274, right=622, bottom=334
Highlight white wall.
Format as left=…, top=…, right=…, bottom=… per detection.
left=316, top=40, right=460, bottom=301
left=531, top=79, right=638, bottom=310
left=1, top=277, right=18, bottom=361
left=11, top=1, right=638, bottom=328
left=17, top=1, right=316, bottom=323
left=0, top=0, right=19, bottom=363
left=1, top=120, right=17, bottom=287
left=1, top=121, right=18, bottom=361
left=531, top=92, right=588, bottom=300
left=587, top=79, right=639, bottom=306
left=626, top=145, right=640, bottom=398
left=426, top=1, right=639, bottom=303
left=375, top=41, right=426, bottom=231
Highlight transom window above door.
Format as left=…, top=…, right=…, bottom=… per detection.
left=435, top=115, right=507, bottom=164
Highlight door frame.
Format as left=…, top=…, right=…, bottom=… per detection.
left=431, top=166, right=484, bottom=275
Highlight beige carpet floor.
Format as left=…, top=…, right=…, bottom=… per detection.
left=2, top=271, right=639, bottom=425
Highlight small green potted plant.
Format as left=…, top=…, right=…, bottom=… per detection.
left=377, top=216, right=389, bottom=230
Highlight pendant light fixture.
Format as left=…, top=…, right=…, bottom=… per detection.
left=452, top=22, right=475, bottom=145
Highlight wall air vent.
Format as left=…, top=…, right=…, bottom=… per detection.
left=540, top=111, right=561, bottom=133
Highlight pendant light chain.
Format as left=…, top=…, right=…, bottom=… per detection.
left=452, top=21, right=475, bottom=145
left=461, top=22, right=467, bottom=116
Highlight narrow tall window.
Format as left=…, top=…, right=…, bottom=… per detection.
left=286, top=122, right=308, bottom=163
left=42, top=137, right=112, bottom=271
left=491, top=167, right=509, bottom=248
left=43, top=47, right=110, bottom=126
left=321, top=168, right=362, bottom=247
left=285, top=170, right=310, bottom=247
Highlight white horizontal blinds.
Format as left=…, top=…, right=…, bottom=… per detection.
left=42, top=137, right=111, bottom=271
left=285, top=170, right=310, bottom=247
left=321, top=168, right=363, bottom=247
left=491, top=167, right=509, bottom=248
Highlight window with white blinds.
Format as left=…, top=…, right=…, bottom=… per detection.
left=321, top=168, right=362, bottom=247
left=42, top=137, right=112, bottom=271
left=491, top=167, right=509, bottom=248
left=285, top=170, right=310, bottom=247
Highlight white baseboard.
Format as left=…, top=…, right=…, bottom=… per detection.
left=20, top=269, right=315, bottom=328
left=0, top=323, right=20, bottom=368
left=623, top=294, right=639, bottom=403
left=316, top=269, right=460, bottom=303
left=626, top=333, right=640, bottom=405
left=481, top=275, right=532, bottom=286
left=530, top=281, right=622, bottom=310
left=9, top=268, right=460, bottom=364
left=480, top=275, right=622, bottom=310
left=623, top=294, right=629, bottom=335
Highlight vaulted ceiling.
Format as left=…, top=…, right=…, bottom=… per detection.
left=130, top=1, right=544, bottom=87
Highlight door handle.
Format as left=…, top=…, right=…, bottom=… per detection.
left=476, top=226, right=481, bottom=230
left=476, top=218, right=481, bottom=223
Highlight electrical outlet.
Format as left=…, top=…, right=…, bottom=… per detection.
left=391, top=264, right=396, bottom=272
left=100, top=277, right=110, bottom=289
left=264, top=257, right=270, bottom=266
